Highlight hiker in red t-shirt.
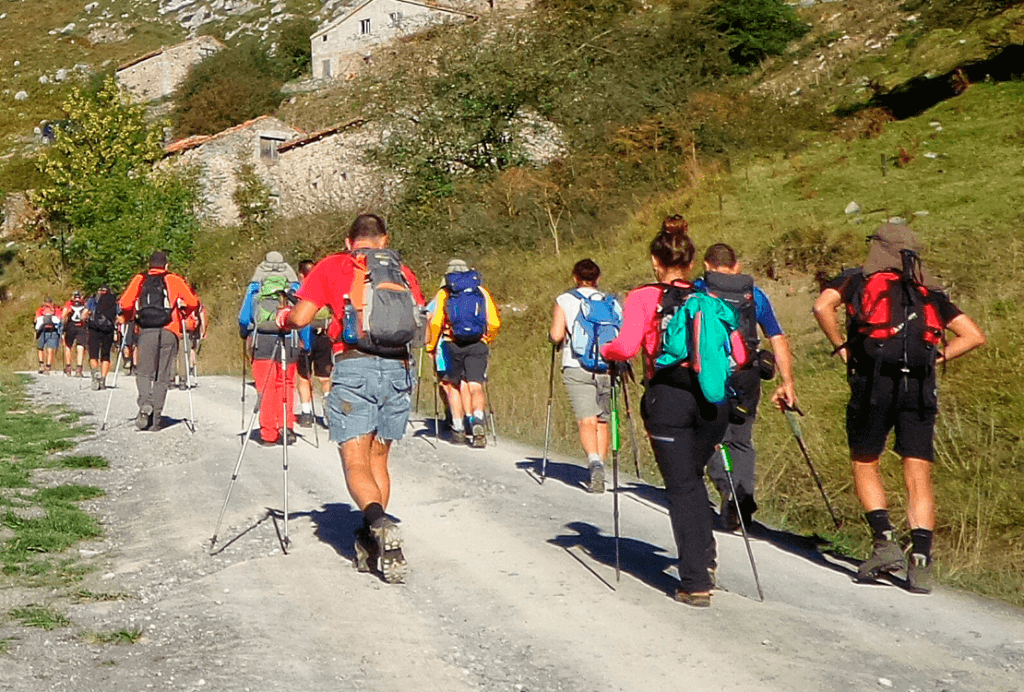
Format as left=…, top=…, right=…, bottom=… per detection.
left=285, top=214, right=424, bottom=584
left=34, top=297, right=62, bottom=374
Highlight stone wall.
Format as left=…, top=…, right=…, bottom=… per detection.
left=163, top=116, right=300, bottom=226
left=312, top=0, right=473, bottom=80
left=1, top=192, right=38, bottom=238
left=116, top=36, right=225, bottom=102
left=265, top=122, right=397, bottom=218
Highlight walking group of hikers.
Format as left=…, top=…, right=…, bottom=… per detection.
left=48, top=211, right=985, bottom=607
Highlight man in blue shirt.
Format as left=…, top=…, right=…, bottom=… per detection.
left=698, top=244, right=797, bottom=530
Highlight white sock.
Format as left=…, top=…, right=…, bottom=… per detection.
left=451, top=418, right=464, bottom=432
left=473, top=410, right=484, bottom=423
left=301, top=402, right=312, bottom=414
left=588, top=453, right=602, bottom=466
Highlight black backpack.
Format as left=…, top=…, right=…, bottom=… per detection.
left=135, top=273, right=172, bottom=329
left=88, top=292, right=118, bottom=333
left=703, top=271, right=759, bottom=352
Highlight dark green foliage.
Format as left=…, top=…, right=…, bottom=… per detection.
left=9, top=604, right=70, bottom=630
left=58, top=455, right=109, bottom=469
left=0, top=155, right=48, bottom=196
left=274, top=17, right=319, bottom=80
left=706, top=0, right=811, bottom=72
left=172, top=40, right=284, bottom=137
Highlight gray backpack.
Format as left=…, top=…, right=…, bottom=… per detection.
left=349, top=248, right=418, bottom=358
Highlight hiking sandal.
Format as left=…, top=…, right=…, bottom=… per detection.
left=370, top=518, right=407, bottom=584
left=907, top=553, right=934, bottom=594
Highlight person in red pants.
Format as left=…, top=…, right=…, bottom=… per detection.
left=238, top=251, right=310, bottom=446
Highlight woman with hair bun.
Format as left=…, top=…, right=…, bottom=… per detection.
left=601, top=215, right=729, bottom=607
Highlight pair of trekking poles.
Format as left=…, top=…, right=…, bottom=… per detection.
left=101, top=319, right=198, bottom=434
left=213, top=332, right=298, bottom=554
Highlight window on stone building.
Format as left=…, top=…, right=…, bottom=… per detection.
left=360, top=18, right=371, bottom=34
left=390, top=11, right=402, bottom=25
left=322, top=34, right=327, bottom=42
left=259, top=136, right=282, bottom=162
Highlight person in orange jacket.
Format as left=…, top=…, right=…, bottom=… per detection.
left=118, top=251, right=200, bottom=432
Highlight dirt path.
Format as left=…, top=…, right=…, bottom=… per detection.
left=3, top=372, right=1023, bottom=692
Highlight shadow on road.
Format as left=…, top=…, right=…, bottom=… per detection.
left=517, top=457, right=591, bottom=492
left=548, top=520, right=679, bottom=596
left=306, top=502, right=365, bottom=563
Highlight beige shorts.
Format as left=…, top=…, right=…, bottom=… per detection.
left=562, top=367, right=611, bottom=423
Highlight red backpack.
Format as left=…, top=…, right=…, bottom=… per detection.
left=845, top=269, right=944, bottom=371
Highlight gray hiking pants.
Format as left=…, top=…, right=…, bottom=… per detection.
left=136, top=327, right=178, bottom=421
left=707, top=375, right=761, bottom=512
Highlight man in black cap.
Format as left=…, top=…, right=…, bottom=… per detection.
left=118, top=252, right=200, bottom=431
left=814, top=223, right=986, bottom=593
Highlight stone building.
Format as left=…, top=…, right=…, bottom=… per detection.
left=311, top=0, right=476, bottom=80
left=116, top=35, right=225, bottom=102
left=266, top=120, right=396, bottom=218
left=163, top=115, right=302, bottom=226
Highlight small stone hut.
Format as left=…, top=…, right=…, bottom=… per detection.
left=116, top=35, right=225, bottom=102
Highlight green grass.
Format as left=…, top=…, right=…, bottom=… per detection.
left=72, top=590, right=130, bottom=603
left=9, top=604, right=70, bottom=630
left=81, top=627, right=142, bottom=645
left=0, top=370, right=108, bottom=587
left=0, top=637, right=11, bottom=654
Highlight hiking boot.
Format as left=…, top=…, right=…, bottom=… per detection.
left=44, top=365, right=51, bottom=375
left=149, top=417, right=163, bottom=433
left=135, top=404, right=153, bottom=431
left=279, top=428, right=297, bottom=445
left=720, top=498, right=740, bottom=532
left=856, top=539, right=906, bottom=582
left=470, top=421, right=487, bottom=449
left=673, top=589, right=711, bottom=608
left=907, top=553, right=934, bottom=594
left=450, top=430, right=467, bottom=445
left=64, top=365, right=72, bottom=376
left=91, top=372, right=101, bottom=390
left=37, top=364, right=44, bottom=374
left=369, top=517, right=407, bottom=584
left=178, top=381, right=189, bottom=391
left=257, top=436, right=277, bottom=447
left=707, top=567, right=717, bottom=590
left=587, top=461, right=605, bottom=494
left=297, top=412, right=314, bottom=428
left=353, top=527, right=379, bottom=573
left=76, top=366, right=84, bottom=378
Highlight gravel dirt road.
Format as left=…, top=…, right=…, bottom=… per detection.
left=2, top=372, right=1023, bottom=692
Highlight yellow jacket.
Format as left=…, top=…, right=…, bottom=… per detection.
left=426, top=286, right=501, bottom=352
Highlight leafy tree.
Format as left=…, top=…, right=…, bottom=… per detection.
left=34, top=76, right=201, bottom=290
left=172, top=40, right=284, bottom=137
left=35, top=76, right=165, bottom=220
left=706, top=0, right=810, bottom=72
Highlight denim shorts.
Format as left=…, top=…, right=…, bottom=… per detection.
left=37, top=331, right=59, bottom=350
left=327, top=355, right=413, bottom=444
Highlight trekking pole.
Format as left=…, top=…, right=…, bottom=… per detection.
left=541, top=343, right=557, bottom=483
left=100, top=323, right=128, bottom=431
left=180, top=319, right=196, bottom=434
left=433, top=364, right=441, bottom=441
left=484, top=379, right=498, bottom=445
left=414, top=346, right=424, bottom=416
left=240, top=337, right=248, bottom=440
left=610, top=373, right=621, bottom=583
left=280, top=334, right=291, bottom=551
left=719, top=444, right=764, bottom=602
left=211, top=339, right=280, bottom=552
left=306, top=350, right=320, bottom=449
left=618, top=372, right=643, bottom=482
left=783, top=404, right=842, bottom=529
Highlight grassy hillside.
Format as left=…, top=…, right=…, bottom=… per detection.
left=1, top=0, right=1023, bottom=605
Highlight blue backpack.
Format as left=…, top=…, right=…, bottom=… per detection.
left=569, top=290, right=623, bottom=373
left=445, top=270, right=487, bottom=343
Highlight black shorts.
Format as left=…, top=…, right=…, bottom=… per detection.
left=87, top=328, right=115, bottom=362
left=298, top=331, right=333, bottom=379
left=64, top=324, right=87, bottom=348
left=440, top=340, right=489, bottom=384
left=846, top=372, right=937, bottom=461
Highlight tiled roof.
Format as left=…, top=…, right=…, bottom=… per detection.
left=277, top=119, right=366, bottom=153
left=164, top=116, right=302, bottom=156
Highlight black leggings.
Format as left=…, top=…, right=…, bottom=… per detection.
left=642, top=380, right=728, bottom=592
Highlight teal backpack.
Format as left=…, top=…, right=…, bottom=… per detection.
left=654, top=283, right=751, bottom=404
left=253, top=274, right=292, bottom=334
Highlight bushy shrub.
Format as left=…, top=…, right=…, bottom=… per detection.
left=274, top=17, right=319, bottom=80
left=706, top=0, right=811, bottom=72
left=172, top=40, right=284, bottom=137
